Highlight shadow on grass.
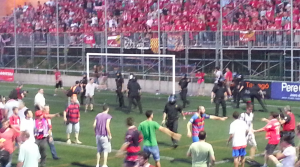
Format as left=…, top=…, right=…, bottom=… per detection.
left=70, top=162, right=94, bottom=167
left=53, top=137, right=67, bottom=142
left=157, top=141, right=173, bottom=147
left=170, top=158, right=192, bottom=164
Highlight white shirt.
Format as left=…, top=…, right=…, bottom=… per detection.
left=18, top=107, right=28, bottom=120
left=91, top=17, right=98, bottom=25
left=239, top=112, right=254, bottom=129
left=108, top=19, right=117, bottom=28
left=34, top=93, right=45, bottom=108
left=229, top=119, right=248, bottom=148
left=214, top=70, right=222, bottom=83
left=282, top=146, right=296, bottom=167
left=85, top=83, right=98, bottom=97
left=18, top=140, right=40, bottom=167
left=5, top=99, right=20, bottom=118
left=20, top=118, right=35, bottom=143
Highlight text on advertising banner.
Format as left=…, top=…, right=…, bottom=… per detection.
left=271, top=82, right=300, bottom=101
left=0, top=69, right=14, bottom=82
left=243, top=80, right=271, bottom=99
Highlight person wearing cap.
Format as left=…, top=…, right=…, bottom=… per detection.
left=178, top=74, right=190, bottom=108
left=80, top=73, right=88, bottom=105
left=34, top=110, right=50, bottom=167
left=161, top=95, right=186, bottom=148
left=211, top=78, right=228, bottom=116
left=278, top=106, right=296, bottom=146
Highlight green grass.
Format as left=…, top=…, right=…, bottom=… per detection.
left=1, top=82, right=300, bottom=167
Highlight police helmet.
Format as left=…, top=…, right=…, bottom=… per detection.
left=168, top=94, right=177, bottom=104
left=116, top=71, right=121, bottom=78
left=182, top=73, right=187, bottom=78
left=237, top=75, right=244, bottom=80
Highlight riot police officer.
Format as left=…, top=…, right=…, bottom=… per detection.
left=128, top=73, right=138, bottom=109
left=250, top=83, right=268, bottom=112
left=178, top=74, right=190, bottom=108
left=115, top=71, right=125, bottom=108
left=80, top=73, right=88, bottom=105
left=235, top=75, right=246, bottom=108
left=211, top=78, right=228, bottom=117
left=127, top=76, right=143, bottom=114
left=161, top=95, right=186, bottom=148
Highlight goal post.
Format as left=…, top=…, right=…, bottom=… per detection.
left=86, top=53, right=176, bottom=95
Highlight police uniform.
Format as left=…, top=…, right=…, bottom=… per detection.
left=212, top=80, right=227, bottom=116
left=128, top=77, right=138, bottom=109
left=236, top=76, right=246, bottom=108
left=115, top=72, right=125, bottom=108
left=249, top=84, right=267, bottom=112
left=163, top=100, right=183, bottom=146
left=281, top=108, right=296, bottom=146
left=127, top=78, right=143, bottom=113
left=80, top=75, right=88, bottom=105
left=178, top=74, right=190, bottom=108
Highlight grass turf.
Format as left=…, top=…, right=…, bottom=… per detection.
left=1, top=82, right=300, bottom=167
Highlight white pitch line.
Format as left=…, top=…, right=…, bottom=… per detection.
left=55, top=141, right=273, bottom=165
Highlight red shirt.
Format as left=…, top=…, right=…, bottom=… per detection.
left=0, top=128, right=17, bottom=154
left=225, top=71, right=233, bottom=81
left=65, top=103, right=80, bottom=123
left=55, top=71, right=61, bottom=81
left=264, top=119, right=280, bottom=145
left=195, top=72, right=205, bottom=84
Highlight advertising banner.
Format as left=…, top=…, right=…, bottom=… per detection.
left=271, top=82, right=300, bottom=101
left=240, top=31, right=256, bottom=42
left=0, top=69, right=14, bottom=82
left=243, top=80, right=271, bottom=99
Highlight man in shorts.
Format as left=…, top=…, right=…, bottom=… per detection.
left=240, top=103, right=257, bottom=159
left=254, top=112, right=281, bottom=167
left=93, top=105, right=112, bottom=167
left=63, top=98, right=81, bottom=144
left=54, top=68, right=63, bottom=96
left=85, top=78, right=100, bottom=112
left=228, top=111, right=249, bottom=167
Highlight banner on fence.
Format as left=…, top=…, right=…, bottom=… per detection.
left=271, top=82, right=300, bottom=101
left=243, top=80, right=271, bottom=99
left=167, top=33, right=184, bottom=52
left=0, top=69, right=14, bottom=82
left=240, top=31, right=255, bottom=42
left=83, top=33, right=96, bottom=47
left=107, top=35, right=121, bottom=47
left=150, top=38, right=159, bottom=53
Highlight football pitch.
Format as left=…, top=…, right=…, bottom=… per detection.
left=2, top=82, right=300, bottom=167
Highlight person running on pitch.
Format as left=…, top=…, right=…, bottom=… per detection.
left=161, top=94, right=186, bottom=148
left=187, top=106, right=227, bottom=142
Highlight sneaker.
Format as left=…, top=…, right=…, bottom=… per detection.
left=102, top=165, right=108, bottom=167
left=66, top=139, right=71, bottom=144
left=75, top=140, right=82, bottom=144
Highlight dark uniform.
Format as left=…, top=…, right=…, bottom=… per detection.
left=127, top=78, right=143, bottom=113
left=235, top=75, right=246, bottom=108
left=128, top=76, right=138, bottom=109
left=250, top=83, right=267, bottom=112
left=212, top=79, right=227, bottom=116
left=80, top=74, right=88, bottom=105
left=163, top=97, right=182, bottom=146
left=280, top=107, right=296, bottom=146
left=178, top=74, right=190, bottom=108
left=115, top=72, right=125, bottom=108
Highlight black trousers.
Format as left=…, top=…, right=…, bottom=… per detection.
left=36, top=138, right=47, bottom=167
left=250, top=95, right=267, bottom=112
left=281, top=131, right=295, bottom=146
left=166, top=120, right=178, bottom=145
left=80, top=90, right=86, bottom=105
left=180, top=89, right=189, bottom=108
left=236, top=91, right=246, bottom=108
left=128, top=95, right=142, bottom=113
left=116, top=88, right=125, bottom=107
left=215, top=98, right=226, bottom=117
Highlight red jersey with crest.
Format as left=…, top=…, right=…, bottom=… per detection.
left=264, top=119, right=280, bottom=145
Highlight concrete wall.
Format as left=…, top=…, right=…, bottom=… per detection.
left=15, top=73, right=214, bottom=95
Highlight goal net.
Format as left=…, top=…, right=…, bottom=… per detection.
left=86, top=53, right=176, bottom=95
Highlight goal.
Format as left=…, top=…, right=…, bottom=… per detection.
left=86, top=53, right=176, bottom=94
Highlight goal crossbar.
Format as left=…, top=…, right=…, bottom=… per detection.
left=86, top=53, right=176, bottom=94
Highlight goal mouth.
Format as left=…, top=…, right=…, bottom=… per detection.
left=86, top=53, right=176, bottom=95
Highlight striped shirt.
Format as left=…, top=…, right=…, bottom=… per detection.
left=125, top=127, right=143, bottom=162
left=65, top=103, right=80, bottom=123
left=189, top=113, right=210, bottom=136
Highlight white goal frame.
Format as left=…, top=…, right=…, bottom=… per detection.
left=86, top=53, right=176, bottom=94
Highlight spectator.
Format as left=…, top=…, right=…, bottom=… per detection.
left=34, top=89, right=45, bottom=111
left=64, top=98, right=81, bottom=144
left=93, top=105, right=112, bottom=167
left=19, top=109, right=35, bottom=143
left=137, top=151, right=155, bottom=167
left=187, top=131, right=215, bottom=166
left=5, top=91, right=19, bottom=119
left=17, top=131, right=41, bottom=167
left=18, top=101, right=28, bottom=120
left=0, top=96, right=6, bottom=128
left=195, top=70, right=206, bottom=96
left=85, top=78, right=100, bottom=113
left=0, top=119, right=17, bottom=167
left=272, top=136, right=296, bottom=167
left=224, top=68, right=233, bottom=97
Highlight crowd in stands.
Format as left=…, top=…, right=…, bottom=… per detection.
left=0, top=0, right=299, bottom=46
